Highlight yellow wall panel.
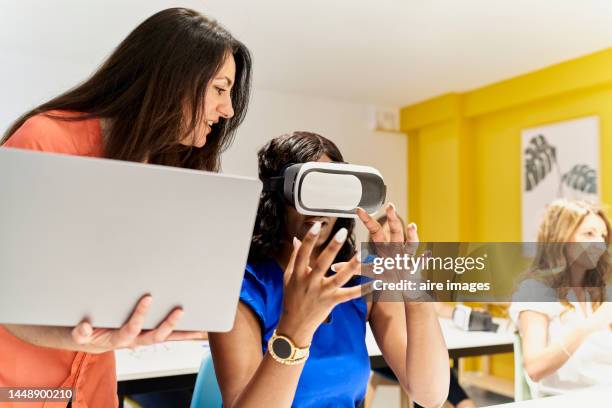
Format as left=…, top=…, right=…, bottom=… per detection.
left=401, top=47, right=612, bottom=380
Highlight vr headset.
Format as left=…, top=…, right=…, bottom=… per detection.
left=263, top=162, right=387, bottom=218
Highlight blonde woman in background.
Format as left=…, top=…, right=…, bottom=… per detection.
left=510, top=199, right=612, bottom=397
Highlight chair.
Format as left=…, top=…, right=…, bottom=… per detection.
left=190, top=354, right=223, bottom=408
left=513, top=331, right=533, bottom=401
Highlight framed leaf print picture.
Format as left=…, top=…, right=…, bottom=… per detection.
left=521, top=116, right=600, bottom=243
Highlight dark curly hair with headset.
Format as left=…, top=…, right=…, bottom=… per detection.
left=249, top=131, right=356, bottom=264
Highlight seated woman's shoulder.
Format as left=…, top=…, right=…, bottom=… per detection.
left=509, top=279, right=562, bottom=324
left=512, top=278, right=558, bottom=302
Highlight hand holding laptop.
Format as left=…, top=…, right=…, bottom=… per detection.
left=71, top=295, right=205, bottom=353
left=4, top=295, right=205, bottom=354
left=0, top=148, right=261, bottom=332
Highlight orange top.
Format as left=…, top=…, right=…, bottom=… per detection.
left=0, top=111, right=117, bottom=408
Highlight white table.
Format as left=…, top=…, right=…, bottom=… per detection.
left=114, top=318, right=514, bottom=404
left=367, top=317, right=514, bottom=369
left=115, top=341, right=209, bottom=407
left=367, top=317, right=515, bottom=397
left=116, top=340, right=209, bottom=381
left=484, top=386, right=612, bottom=407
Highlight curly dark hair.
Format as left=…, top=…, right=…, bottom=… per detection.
left=249, top=131, right=356, bottom=264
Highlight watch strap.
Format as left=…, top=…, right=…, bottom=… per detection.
left=268, top=330, right=310, bottom=365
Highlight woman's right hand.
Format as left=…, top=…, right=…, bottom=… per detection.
left=275, top=222, right=369, bottom=346
left=71, top=295, right=205, bottom=353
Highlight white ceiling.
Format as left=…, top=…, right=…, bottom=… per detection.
left=3, top=0, right=612, bottom=107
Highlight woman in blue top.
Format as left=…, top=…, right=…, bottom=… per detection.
left=210, top=131, right=449, bottom=407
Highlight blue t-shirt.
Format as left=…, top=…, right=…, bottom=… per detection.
left=240, top=260, right=371, bottom=408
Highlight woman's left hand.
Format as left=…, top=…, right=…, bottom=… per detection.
left=356, top=204, right=429, bottom=301
left=357, top=203, right=418, bottom=250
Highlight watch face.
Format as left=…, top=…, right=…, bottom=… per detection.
left=272, top=337, right=292, bottom=359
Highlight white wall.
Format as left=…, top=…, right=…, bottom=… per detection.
left=1, top=9, right=408, bottom=245
left=2, top=84, right=408, bottom=244
left=1, top=86, right=407, bottom=248
left=224, top=89, right=408, bottom=243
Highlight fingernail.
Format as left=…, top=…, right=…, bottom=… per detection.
left=309, top=221, right=321, bottom=235
left=388, top=202, right=396, bottom=211
left=142, top=296, right=153, bottom=306
left=410, top=223, right=417, bottom=231
left=334, top=228, right=348, bottom=243
left=331, top=264, right=337, bottom=272
left=293, top=237, right=299, bottom=247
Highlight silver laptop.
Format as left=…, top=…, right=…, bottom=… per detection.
left=0, top=147, right=261, bottom=331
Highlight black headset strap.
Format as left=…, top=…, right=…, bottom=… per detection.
left=262, top=176, right=284, bottom=192
left=261, top=163, right=300, bottom=192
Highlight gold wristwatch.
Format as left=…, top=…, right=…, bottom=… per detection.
left=267, top=330, right=310, bottom=365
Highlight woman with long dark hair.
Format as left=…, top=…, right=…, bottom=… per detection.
left=209, top=132, right=449, bottom=407
left=0, top=7, right=251, bottom=407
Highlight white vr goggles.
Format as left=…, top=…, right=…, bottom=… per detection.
left=263, top=162, right=387, bottom=218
